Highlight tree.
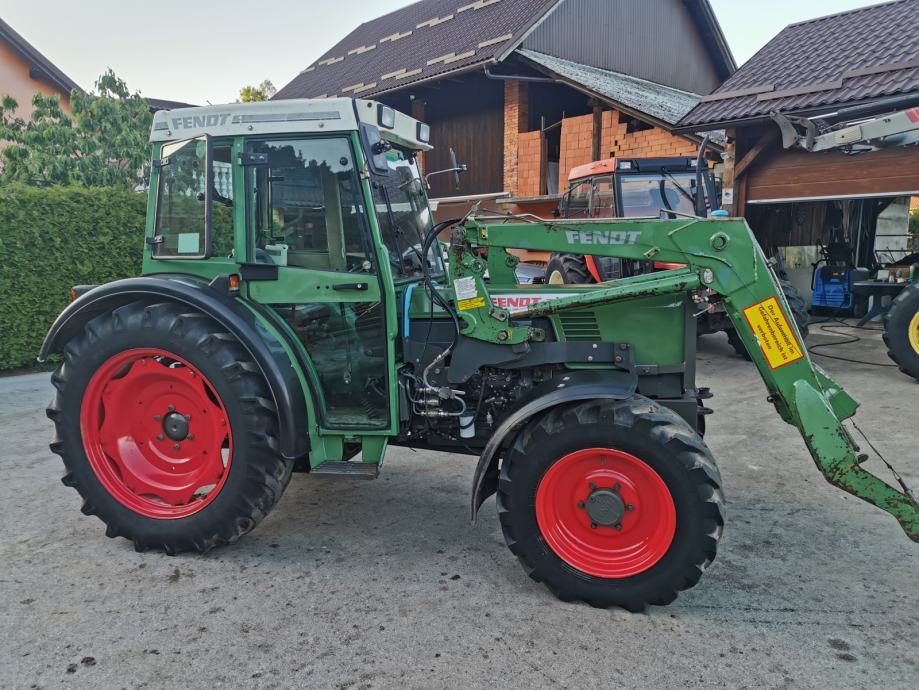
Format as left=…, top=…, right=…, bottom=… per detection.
left=0, top=69, right=152, bottom=188
left=239, top=79, right=276, bottom=103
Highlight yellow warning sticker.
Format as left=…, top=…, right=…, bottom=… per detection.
left=742, top=296, right=804, bottom=369
left=457, top=296, right=486, bottom=311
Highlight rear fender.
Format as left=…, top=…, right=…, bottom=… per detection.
left=38, top=275, right=311, bottom=460
left=470, top=369, right=637, bottom=522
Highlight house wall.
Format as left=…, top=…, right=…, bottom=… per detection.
left=523, top=0, right=724, bottom=95
left=0, top=38, right=71, bottom=119
left=399, top=73, right=505, bottom=198
left=553, top=110, right=697, bottom=193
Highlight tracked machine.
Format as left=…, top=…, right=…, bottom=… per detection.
left=40, top=99, right=917, bottom=610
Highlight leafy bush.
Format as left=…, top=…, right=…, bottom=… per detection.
left=0, top=184, right=145, bottom=369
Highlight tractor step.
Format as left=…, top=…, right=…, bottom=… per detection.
left=311, top=461, right=380, bottom=479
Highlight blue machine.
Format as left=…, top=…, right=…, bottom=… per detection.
left=812, top=265, right=855, bottom=310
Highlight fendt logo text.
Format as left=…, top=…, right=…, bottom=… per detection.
left=171, top=113, right=234, bottom=130
left=565, top=230, right=641, bottom=245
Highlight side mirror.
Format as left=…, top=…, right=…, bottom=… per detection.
left=359, top=123, right=391, bottom=176
left=449, top=148, right=468, bottom=190
left=425, top=147, right=468, bottom=190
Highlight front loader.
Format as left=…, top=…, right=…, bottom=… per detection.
left=39, top=98, right=917, bottom=611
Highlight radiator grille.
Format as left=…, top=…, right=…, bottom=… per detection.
left=557, top=311, right=601, bottom=341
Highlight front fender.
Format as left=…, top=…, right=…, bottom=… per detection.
left=39, top=275, right=311, bottom=460
left=470, top=369, right=637, bottom=523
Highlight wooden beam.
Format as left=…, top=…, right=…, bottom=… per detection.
left=733, top=127, right=778, bottom=180
left=591, top=101, right=603, bottom=162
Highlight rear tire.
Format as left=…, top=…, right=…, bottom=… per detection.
left=497, top=397, right=724, bottom=610
left=47, top=301, right=293, bottom=554
left=883, top=282, right=919, bottom=381
left=545, top=253, right=594, bottom=285
left=727, top=279, right=809, bottom=359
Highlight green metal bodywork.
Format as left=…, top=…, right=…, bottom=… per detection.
left=446, top=216, right=918, bottom=541
left=138, top=130, right=916, bottom=541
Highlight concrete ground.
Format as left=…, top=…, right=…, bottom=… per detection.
left=1, top=321, right=917, bottom=689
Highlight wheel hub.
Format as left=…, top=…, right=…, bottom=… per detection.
left=535, top=448, right=676, bottom=578
left=80, top=348, right=232, bottom=519
left=162, top=411, right=190, bottom=441
left=585, top=488, right=624, bottom=527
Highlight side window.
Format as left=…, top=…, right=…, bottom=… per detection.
left=211, top=142, right=235, bottom=258
left=591, top=175, right=615, bottom=218
left=246, top=137, right=373, bottom=272
left=153, top=137, right=208, bottom=258
left=565, top=180, right=591, bottom=218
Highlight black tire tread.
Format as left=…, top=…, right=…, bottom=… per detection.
left=496, top=397, right=724, bottom=611
left=545, top=253, right=594, bottom=285
left=47, top=300, right=293, bottom=554
left=882, top=282, right=919, bottom=380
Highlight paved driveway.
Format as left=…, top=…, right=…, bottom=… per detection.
left=1, top=325, right=916, bottom=689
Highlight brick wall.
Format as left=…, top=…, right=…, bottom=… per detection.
left=502, top=80, right=528, bottom=195
left=555, top=110, right=698, bottom=193
left=516, top=130, right=546, bottom=197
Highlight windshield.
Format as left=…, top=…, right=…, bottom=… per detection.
left=372, top=150, right=443, bottom=279
left=619, top=173, right=698, bottom=218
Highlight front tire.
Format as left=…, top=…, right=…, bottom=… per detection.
left=497, top=397, right=724, bottom=610
left=545, top=253, right=594, bottom=285
left=883, top=282, right=919, bottom=380
left=47, top=301, right=293, bottom=554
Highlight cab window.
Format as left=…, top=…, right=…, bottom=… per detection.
left=246, top=137, right=373, bottom=272
left=152, top=137, right=208, bottom=258
left=564, top=180, right=591, bottom=218
left=152, top=137, right=234, bottom=259
left=590, top=175, right=615, bottom=218
left=371, top=150, right=442, bottom=279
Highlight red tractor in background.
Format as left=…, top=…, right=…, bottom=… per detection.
left=545, top=155, right=810, bottom=356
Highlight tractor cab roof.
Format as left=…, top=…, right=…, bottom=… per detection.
left=150, top=97, right=433, bottom=152
left=568, top=156, right=700, bottom=182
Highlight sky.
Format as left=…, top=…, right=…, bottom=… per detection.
left=0, top=0, right=880, bottom=105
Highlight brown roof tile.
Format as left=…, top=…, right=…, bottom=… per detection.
left=678, top=0, right=919, bottom=128
left=274, top=0, right=560, bottom=100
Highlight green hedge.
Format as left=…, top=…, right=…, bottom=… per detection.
left=0, top=184, right=146, bottom=370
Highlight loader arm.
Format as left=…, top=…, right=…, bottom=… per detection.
left=445, top=215, right=918, bottom=540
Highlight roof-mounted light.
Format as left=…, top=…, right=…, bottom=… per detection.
left=416, top=122, right=431, bottom=143
left=618, top=161, right=632, bottom=170
left=378, top=104, right=396, bottom=129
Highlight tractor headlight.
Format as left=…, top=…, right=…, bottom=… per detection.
left=378, top=104, right=396, bottom=129
left=416, top=122, right=430, bottom=143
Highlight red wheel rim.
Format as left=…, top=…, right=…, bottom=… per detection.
left=80, top=348, right=233, bottom=519
left=535, top=448, right=676, bottom=578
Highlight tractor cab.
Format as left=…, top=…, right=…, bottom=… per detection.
left=558, top=156, right=717, bottom=220
left=551, top=156, right=719, bottom=283
left=145, top=98, right=440, bottom=434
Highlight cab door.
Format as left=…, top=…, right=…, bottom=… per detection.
left=242, top=135, right=393, bottom=431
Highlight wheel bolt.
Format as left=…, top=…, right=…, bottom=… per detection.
left=187, top=434, right=195, bottom=441
left=154, top=415, right=161, bottom=421
left=168, top=405, right=175, bottom=412
left=615, top=523, right=623, bottom=531
left=613, top=483, right=621, bottom=491
left=626, top=504, right=634, bottom=512
left=156, top=434, right=164, bottom=440
left=185, top=414, right=192, bottom=421
left=590, top=522, right=597, bottom=529
left=172, top=443, right=180, bottom=450
left=588, top=482, right=597, bottom=490
left=577, top=501, right=585, bottom=509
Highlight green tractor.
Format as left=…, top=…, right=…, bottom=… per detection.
left=544, top=154, right=810, bottom=358
left=40, top=99, right=917, bottom=611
